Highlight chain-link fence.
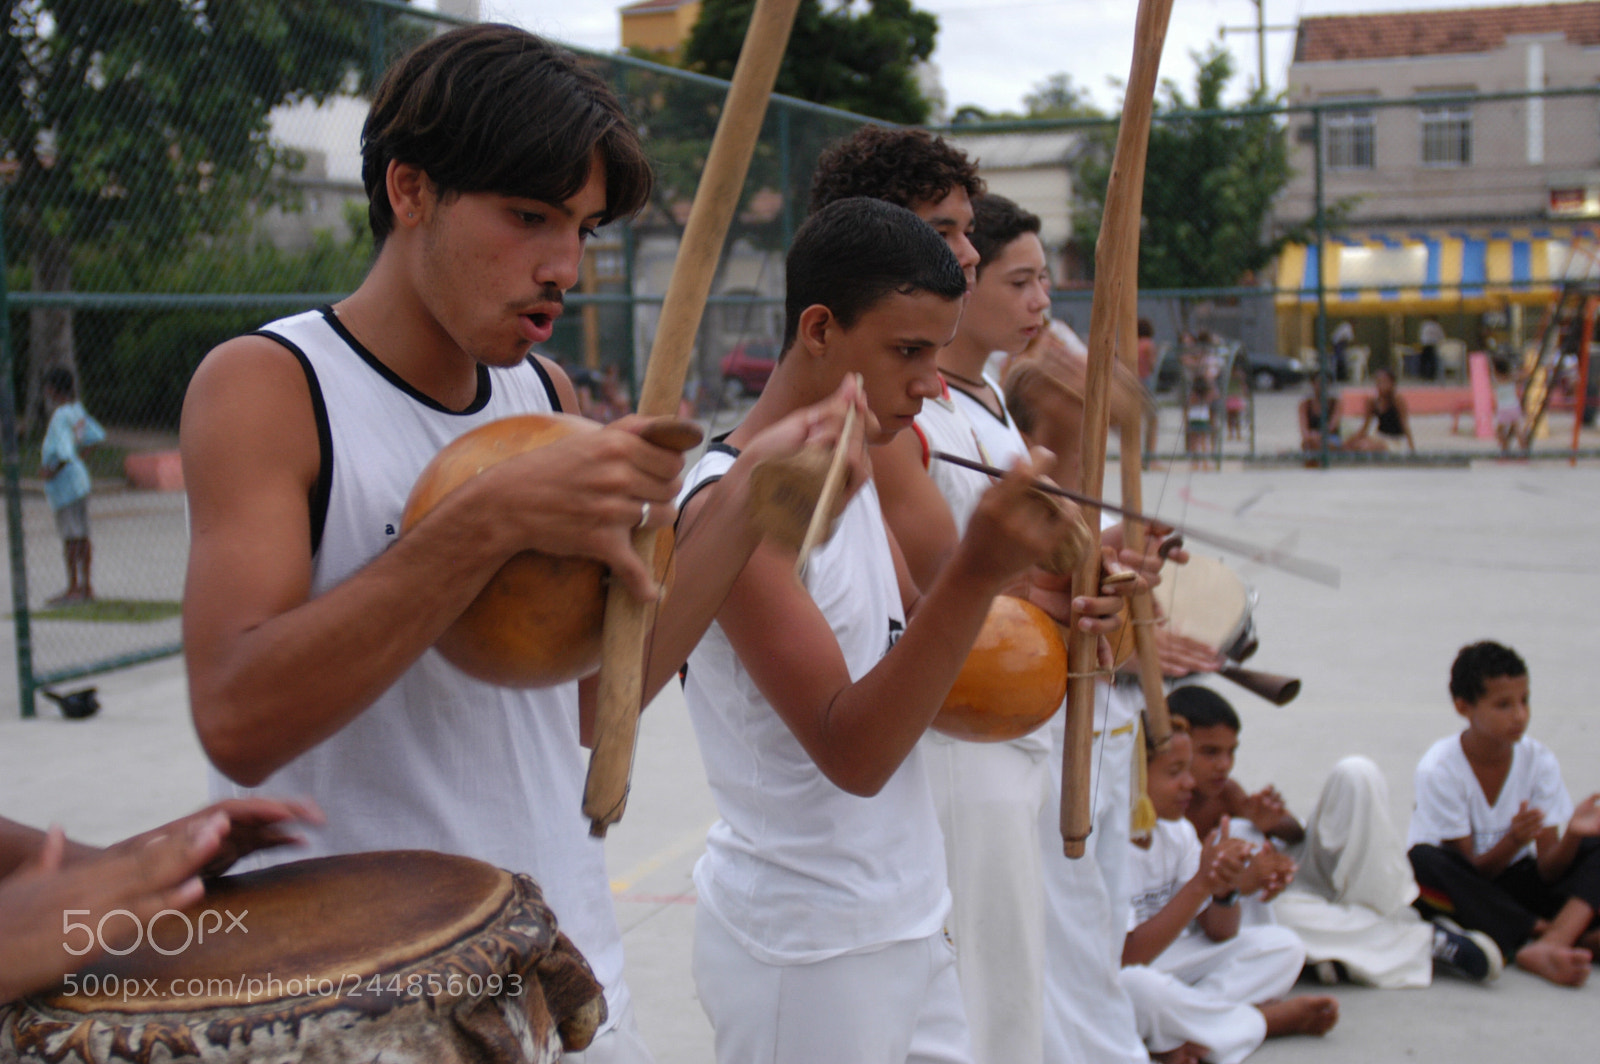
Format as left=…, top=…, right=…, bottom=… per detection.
left=10, top=3, right=1600, bottom=715
left=1, top=0, right=871, bottom=716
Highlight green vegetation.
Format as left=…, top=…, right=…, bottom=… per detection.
left=681, top=0, right=938, bottom=124
left=27, top=599, right=183, bottom=624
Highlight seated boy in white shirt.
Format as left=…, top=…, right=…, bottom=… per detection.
left=1120, top=718, right=1338, bottom=1064
left=1170, top=683, right=1501, bottom=987
left=1407, top=640, right=1600, bottom=987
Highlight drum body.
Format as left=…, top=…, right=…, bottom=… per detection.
left=0, top=851, right=606, bottom=1064
left=1149, top=554, right=1259, bottom=664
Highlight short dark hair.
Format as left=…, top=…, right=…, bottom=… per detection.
left=783, top=197, right=967, bottom=350
left=971, top=194, right=1041, bottom=276
left=362, top=24, right=653, bottom=247
left=1167, top=684, right=1242, bottom=733
left=810, top=126, right=985, bottom=214
left=44, top=367, right=76, bottom=399
left=1147, top=713, right=1189, bottom=755
left=1450, top=641, right=1527, bottom=704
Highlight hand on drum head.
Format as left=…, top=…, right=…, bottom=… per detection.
left=1152, top=626, right=1222, bottom=677
left=113, top=796, right=325, bottom=879
left=0, top=798, right=321, bottom=1004
left=0, top=816, right=223, bottom=1004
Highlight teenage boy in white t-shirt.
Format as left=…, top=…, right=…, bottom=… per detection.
left=677, top=196, right=1087, bottom=1064
left=1407, top=640, right=1600, bottom=987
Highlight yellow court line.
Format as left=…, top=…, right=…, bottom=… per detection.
left=610, top=821, right=715, bottom=894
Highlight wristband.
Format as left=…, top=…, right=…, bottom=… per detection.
left=1213, top=890, right=1240, bottom=907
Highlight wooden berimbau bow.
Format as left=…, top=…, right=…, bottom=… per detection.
left=584, top=0, right=803, bottom=837
left=1062, top=0, right=1176, bottom=859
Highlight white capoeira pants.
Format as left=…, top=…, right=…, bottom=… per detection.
left=692, top=905, right=974, bottom=1064
left=1119, top=925, right=1304, bottom=1064
left=1040, top=683, right=1150, bottom=1064
left=923, top=732, right=1052, bottom=1064
left=1265, top=756, right=1433, bottom=988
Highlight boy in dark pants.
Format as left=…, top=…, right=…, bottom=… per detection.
left=1407, top=641, right=1600, bottom=986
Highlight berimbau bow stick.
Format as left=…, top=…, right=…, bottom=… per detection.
left=1062, top=0, right=1176, bottom=859
left=584, top=0, right=803, bottom=837
left=928, top=451, right=1340, bottom=589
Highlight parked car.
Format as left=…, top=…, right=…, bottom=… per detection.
left=719, top=340, right=779, bottom=398
left=1239, top=350, right=1311, bottom=391
left=1153, top=342, right=1309, bottom=392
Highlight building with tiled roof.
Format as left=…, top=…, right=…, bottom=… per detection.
left=1295, top=2, right=1600, bottom=63
left=1275, top=3, right=1600, bottom=369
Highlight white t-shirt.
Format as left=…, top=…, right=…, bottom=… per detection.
left=1126, top=817, right=1203, bottom=938
left=1407, top=734, right=1574, bottom=863
left=679, top=445, right=950, bottom=966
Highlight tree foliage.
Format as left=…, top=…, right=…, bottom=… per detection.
left=1, top=0, right=405, bottom=424
left=1073, top=45, right=1291, bottom=290
left=682, top=0, right=937, bottom=124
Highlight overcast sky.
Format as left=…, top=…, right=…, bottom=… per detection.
left=472, top=1, right=1547, bottom=116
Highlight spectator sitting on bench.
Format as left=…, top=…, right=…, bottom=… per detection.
left=1350, top=368, right=1415, bottom=454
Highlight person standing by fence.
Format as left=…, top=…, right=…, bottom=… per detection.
left=38, top=367, right=105, bottom=606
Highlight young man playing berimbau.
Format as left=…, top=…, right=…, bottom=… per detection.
left=179, top=24, right=861, bottom=1061
left=809, top=129, right=1142, bottom=1064
left=676, top=195, right=1087, bottom=1064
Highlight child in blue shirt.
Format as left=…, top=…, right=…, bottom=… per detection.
left=38, top=367, right=104, bottom=604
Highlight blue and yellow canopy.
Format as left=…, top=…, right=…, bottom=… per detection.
left=1275, top=225, right=1600, bottom=313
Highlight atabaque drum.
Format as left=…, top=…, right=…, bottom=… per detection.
left=0, top=851, right=606, bottom=1064
left=933, top=595, right=1069, bottom=742
left=1148, top=554, right=1259, bottom=663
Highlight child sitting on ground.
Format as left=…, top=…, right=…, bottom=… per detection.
left=1170, top=684, right=1500, bottom=987
left=1120, top=716, right=1338, bottom=1064
left=1407, top=641, right=1600, bottom=987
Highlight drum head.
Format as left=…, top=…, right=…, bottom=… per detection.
left=1150, top=555, right=1251, bottom=656
left=5, top=852, right=606, bottom=1063
left=40, top=851, right=518, bottom=1014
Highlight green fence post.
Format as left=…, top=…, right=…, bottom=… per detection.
left=0, top=185, right=36, bottom=718
left=779, top=105, right=794, bottom=251
left=1313, top=105, right=1331, bottom=471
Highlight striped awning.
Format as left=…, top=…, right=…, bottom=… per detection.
left=1275, top=224, right=1600, bottom=311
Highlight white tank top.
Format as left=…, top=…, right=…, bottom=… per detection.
left=679, top=445, right=949, bottom=965
left=206, top=307, right=630, bottom=1028
left=915, top=380, right=990, bottom=534
left=954, top=373, right=1061, bottom=754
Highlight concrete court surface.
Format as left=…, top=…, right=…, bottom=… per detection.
left=3, top=394, right=1599, bottom=1062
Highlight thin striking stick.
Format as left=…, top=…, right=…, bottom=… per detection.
left=795, top=402, right=856, bottom=576
left=585, top=0, right=803, bottom=837
left=930, top=451, right=1340, bottom=588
